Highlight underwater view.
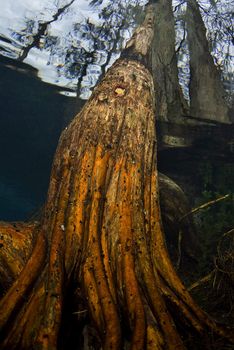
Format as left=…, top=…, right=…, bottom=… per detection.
left=0, top=0, right=233, bottom=349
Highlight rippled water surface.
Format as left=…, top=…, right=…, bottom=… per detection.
left=0, top=0, right=145, bottom=219
left=0, top=0, right=233, bottom=227
left=0, top=0, right=145, bottom=96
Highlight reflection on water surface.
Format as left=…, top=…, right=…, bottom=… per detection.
left=0, top=0, right=145, bottom=97
left=0, top=0, right=145, bottom=219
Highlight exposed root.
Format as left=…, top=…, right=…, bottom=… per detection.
left=0, top=58, right=233, bottom=349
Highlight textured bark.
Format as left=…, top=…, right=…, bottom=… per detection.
left=0, top=221, right=35, bottom=294
left=187, top=0, right=231, bottom=124
left=151, top=0, right=188, bottom=122
left=0, top=3, right=233, bottom=349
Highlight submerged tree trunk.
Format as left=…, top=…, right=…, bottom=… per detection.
left=0, top=2, right=233, bottom=349
left=151, top=0, right=188, bottom=122
left=186, top=0, right=231, bottom=124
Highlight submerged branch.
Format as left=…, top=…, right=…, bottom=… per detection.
left=179, top=193, right=230, bottom=221
left=188, top=271, right=215, bottom=291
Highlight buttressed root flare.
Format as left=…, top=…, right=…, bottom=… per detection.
left=0, top=2, right=233, bottom=349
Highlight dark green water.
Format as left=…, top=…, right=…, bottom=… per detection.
left=0, top=56, right=233, bottom=269
left=158, top=146, right=234, bottom=276
left=0, top=56, right=75, bottom=221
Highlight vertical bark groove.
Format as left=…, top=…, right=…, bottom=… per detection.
left=0, top=3, right=233, bottom=349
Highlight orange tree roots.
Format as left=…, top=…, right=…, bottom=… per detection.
left=0, top=59, right=233, bottom=350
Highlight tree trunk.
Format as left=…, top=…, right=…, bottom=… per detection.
left=0, top=3, right=233, bottom=349
left=186, top=0, right=231, bottom=124
left=151, top=0, right=188, bottom=122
